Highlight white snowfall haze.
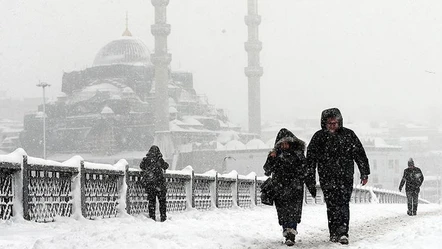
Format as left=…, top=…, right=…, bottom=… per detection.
left=1, top=0, right=442, bottom=125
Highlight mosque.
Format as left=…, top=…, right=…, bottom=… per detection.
left=19, top=1, right=269, bottom=174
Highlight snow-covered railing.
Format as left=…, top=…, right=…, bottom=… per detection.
left=23, top=155, right=78, bottom=222
left=125, top=169, right=191, bottom=215
left=304, top=184, right=430, bottom=205
left=126, top=167, right=259, bottom=213
left=0, top=160, right=20, bottom=220
left=0, top=148, right=430, bottom=222
left=80, top=161, right=126, bottom=220
left=0, top=149, right=264, bottom=221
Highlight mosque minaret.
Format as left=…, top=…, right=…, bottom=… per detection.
left=151, top=0, right=171, bottom=132
left=244, top=0, right=263, bottom=136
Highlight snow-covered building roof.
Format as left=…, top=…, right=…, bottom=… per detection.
left=217, top=131, right=240, bottom=144
left=225, top=140, right=246, bottom=150
left=181, top=116, right=204, bottom=127
left=346, top=122, right=389, bottom=136
left=93, top=36, right=152, bottom=67
left=122, top=87, right=134, bottom=94
left=169, top=97, right=177, bottom=107
left=178, top=89, right=197, bottom=103
left=245, top=139, right=269, bottom=149
left=399, top=136, right=429, bottom=142
left=361, top=137, right=401, bottom=149
left=169, top=106, right=178, bottom=114
left=210, top=141, right=225, bottom=150
left=101, top=106, right=114, bottom=115
left=171, top=119, right=187, bottom=126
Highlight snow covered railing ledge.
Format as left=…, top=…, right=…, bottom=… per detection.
left=0, top=150, right=23, bottom=220
left=125, top=167, right=262, bottom=214
left=22, top=155, right=80, bottom=222
left=0, top=149, right=430, bottom=223
left=304, top=184, right=429, bottom=205
left=80, top=160, right=127, bottom=220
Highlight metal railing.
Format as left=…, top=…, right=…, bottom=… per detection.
left=304, top=184, right=429, bottom=205
left=0, top=150, right=429, bottom=222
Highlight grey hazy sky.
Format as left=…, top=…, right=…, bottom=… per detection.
left=1, top=0, right=442, bottom=128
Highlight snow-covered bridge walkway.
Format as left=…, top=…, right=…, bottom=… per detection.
left=1, top=203, right=441, bottom=249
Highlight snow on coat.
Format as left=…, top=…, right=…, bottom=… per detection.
left=263, top=128, right=307, bottom=225
left=399, top=166, right=424, bottom=192
left=306, top=108, right=370, bottom=189
left=140, top=145, right=169, bottom=190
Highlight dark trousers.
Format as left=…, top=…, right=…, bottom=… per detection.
left=147, top=186, right=167, bottom=220
left=322, top=183, right=353, bottom=238
left=406, top=190, right=419, bottom=215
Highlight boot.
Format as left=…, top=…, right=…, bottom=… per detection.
left=283, top=228, right=297, bottom=246
left=338, top=235, right=349, bottom=245
left=330, top=235, right=339, bottom=243
left=160, top=215, right=167, bottom=222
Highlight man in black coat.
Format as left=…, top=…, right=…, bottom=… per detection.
left=306, top=108, right=370, bottom=245
left=399, top=158, right=424, bottom=216
left=140, top=145, right=169, bottom=222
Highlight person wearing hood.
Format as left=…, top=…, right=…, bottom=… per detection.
left=139, top=145, right=169, bottom=222
left=399, top=158, right=424, bottom=216
left=263, top=128, right=316, bottom=246
left=305, top=108, right=370, bottom=245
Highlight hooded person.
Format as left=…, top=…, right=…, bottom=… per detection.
left=139, top=145, right=169, bottom=222
left=305, top=108, right=370, bottom=245
left=263, top=128, right=316, bottom=246
left=399, top=158, right=424, bottom=215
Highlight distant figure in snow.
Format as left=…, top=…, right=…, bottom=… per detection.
left=139, top=145, right=169, bottom=222
left=306, top=108, right=370, bottom=245
left=399, top=158, right=424, bottom=216
left=263, top=128, right=316, bottom=246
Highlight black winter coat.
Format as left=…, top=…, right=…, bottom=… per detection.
left=306, top=108, right=370, bottom=189
left=399, top=167, right=424, bottom=192
left=263, top=128, right=307, bottom=225
left=140, top=146, right=169, bottom=189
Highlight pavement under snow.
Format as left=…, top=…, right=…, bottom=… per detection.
left=1, top=203, right=441, bottom=249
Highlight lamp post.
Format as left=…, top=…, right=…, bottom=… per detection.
left=36, top=81, right=50, bottom=159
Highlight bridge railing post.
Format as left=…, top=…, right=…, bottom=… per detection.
left=22, top=155, right=29, bottom=220
left=187, top=168, right=195, bottom=209
left=208, top=172, right=217, bottom=209
left=233, top=174, right=239, bottom=207
left=79, top=161, right=86, bottom=218
left=253, top=175, right=257, bottom=206
left=124, top=165, right=130, bottom=214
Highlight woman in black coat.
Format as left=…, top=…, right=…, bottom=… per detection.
left=263, top=128, right=316, bottom=246
left=140, top=145, right=169, bottom=222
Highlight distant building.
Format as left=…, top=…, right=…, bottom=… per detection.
left=19, top=29, right=256, bottom=170
left=0, top=119, right=23, bottom=153
left=0, top=96, right=41, bottom=122
left=421, top=175, right=441, bottom=203
left=357, top=137, right=404, bottom=190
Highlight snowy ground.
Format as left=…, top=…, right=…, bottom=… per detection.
left=1, top=203, right=441, bottom=249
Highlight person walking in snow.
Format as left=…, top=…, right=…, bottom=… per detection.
left=399, top=158, right=424, bottom=216
left=263, top=128, right=317, bottom=246
left=305, top=108, right=370, bottom=245
left=140, top=145, right=169, bottom=222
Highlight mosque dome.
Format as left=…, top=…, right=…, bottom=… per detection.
left=93, top=36, right=153, bottom=67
